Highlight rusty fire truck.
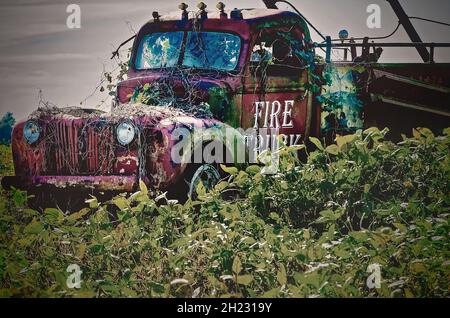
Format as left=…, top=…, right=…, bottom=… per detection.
left=2, top=0, right=449, bottom=203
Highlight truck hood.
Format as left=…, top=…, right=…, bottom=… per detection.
left=117, top=74, right=235, bottom=111
left=13, top=104, right=223, bottom=179
left=27, top=104, right=213, bottom=125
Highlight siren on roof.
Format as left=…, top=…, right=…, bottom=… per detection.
left=217, top=2, right=227, bottom=19
left=197, top=2, right=208, bottom=20
left=152, top=11, right=161, bottom=22
left=339, top=29, right=349, bottom=41
left=230, top=8, right=243, bottom=20
left=179, top=3, right=189, bottom=22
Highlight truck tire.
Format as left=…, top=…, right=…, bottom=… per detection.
left=171, top=141, right=233, bottom=201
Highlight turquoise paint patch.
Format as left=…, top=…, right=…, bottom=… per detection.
left=319, top=65, right=365, bottom=134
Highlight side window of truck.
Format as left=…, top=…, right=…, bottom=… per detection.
left=250, top=26, right=306, bottom=78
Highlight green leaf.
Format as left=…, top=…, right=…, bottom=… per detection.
left=236, top=275, right=253, bottom=286
left=290, top=144, right=306, bottom=152
left=349, top=231, right=369, bottom=242
left=67, top=208, right=90, bottom=222
left=336, top=134, right=356, bottom=149
left=139, top=179, right=148, bottom=194
left=149, top=281, right=165, bottom=295
left=269, top=212, right=281, bottom=222
left=334, top=248, right=351, bottom=259
left=410, top=261, right=426, bottom=273
left=327, top=224, right=335, bottom=241
left=393, top=222, right=407, bottom=233
left=232, top=256, right=242, bottom=274
left=277, top=264, right=287, bottom=286
left=22, top=209, right=39, bottom=217
left=12, top=188, right=27, bottom=207
left=325, top=144, right=339, bottom=155
left=303, top=229, right=311, bottom=240
left=404, top=288, right=415, bottom=298
left=215, top=181, right=228, bottom=192
left=113, top=197, right=129, bottom=210
left=220, top=164, right=238, bottom=175
left=363, top=127, right=380, bottom=135
left=89, top=244, right=104, bottom=254
left=76, top=244, right=87, bottom=260
left=196, top=181, right=206, bottom=197
left=259, top=287, right=280, bottom=298
left=316, top=209, right=343, bottom=223
left=24, top=219, right=44, bottom=234
left=245, top=165, right=261, bottom=174
left=309, top=137, right=324, bottom=151
left=85, top=196, right=98, bottom=209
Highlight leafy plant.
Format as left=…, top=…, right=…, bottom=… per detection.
left=0, top=127, right=448, bottom=298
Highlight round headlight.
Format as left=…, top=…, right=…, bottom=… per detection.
left=23, top=121, right=40, bottom=144
left=116, top=121, right=136, bottom=146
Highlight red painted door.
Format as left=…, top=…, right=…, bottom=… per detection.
left=241, top=25, right=312, bottom=148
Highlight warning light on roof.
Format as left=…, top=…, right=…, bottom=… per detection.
left=197, top=2, right=208, bottom=20
left=217, top=2, right=227, bottom=19
left=152, top=11, right=161, bottom=22
left=179, top=2, right=189, bottom=21
left=339, top=29, right=349, bottom=41
left=230, top=8, right=243, bottom=20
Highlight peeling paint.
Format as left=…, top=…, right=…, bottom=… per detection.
left=319, top=65, right=366, bottom=135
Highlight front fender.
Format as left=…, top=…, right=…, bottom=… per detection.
left=148, top=116, right=247, bottom=189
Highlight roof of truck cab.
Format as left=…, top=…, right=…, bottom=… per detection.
left=135, top=8, right=310, bottom=45
left=157, top=8, right=302, bottom=24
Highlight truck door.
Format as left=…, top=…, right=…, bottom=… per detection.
left=241, top=25, right=313, bottom=146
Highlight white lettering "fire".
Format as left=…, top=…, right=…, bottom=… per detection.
left=254, top=100, right=294, bottom=129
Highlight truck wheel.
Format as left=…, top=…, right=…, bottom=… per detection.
left=187, top=163, right=221, bottom=199
left=171, top=162, right=224, bottom=202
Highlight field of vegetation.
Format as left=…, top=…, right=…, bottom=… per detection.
left=0, top=127, right=449, bottom=298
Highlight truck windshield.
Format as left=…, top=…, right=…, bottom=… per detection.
left=183, top=32, right=241, bottom=71
left=135, top=32, right=184, bottom=69
left=135, top=31, right=241, bottom=71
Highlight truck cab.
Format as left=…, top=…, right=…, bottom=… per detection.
left=117, top=7, right=318, bottom=141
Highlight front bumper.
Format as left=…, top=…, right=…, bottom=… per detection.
left=1, top=175, right=138, bottom=192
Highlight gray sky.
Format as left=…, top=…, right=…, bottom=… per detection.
left=0, top=0, right=449, bottom=120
